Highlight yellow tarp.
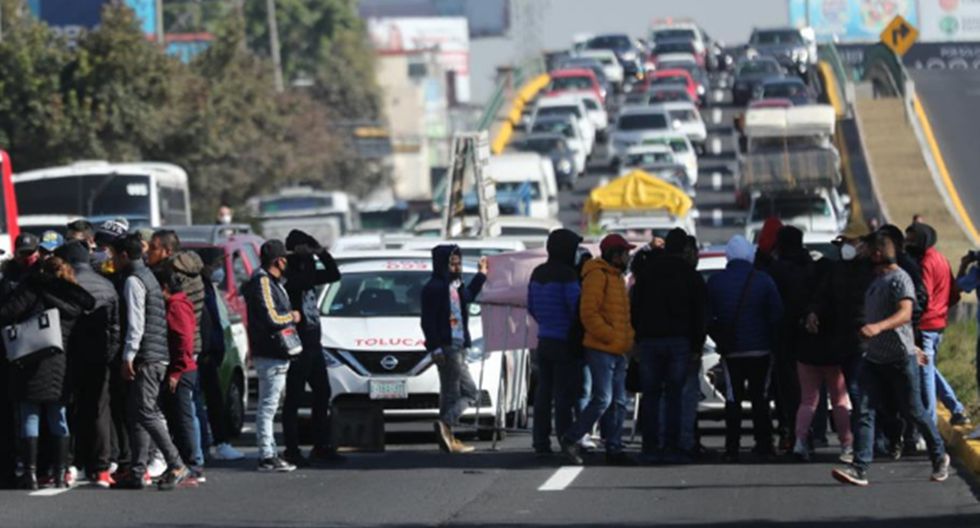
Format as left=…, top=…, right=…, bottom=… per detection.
left=584, top=170, right=693, bottom=218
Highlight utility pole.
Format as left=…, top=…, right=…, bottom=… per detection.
left=266, top=0, right=284, bottom=93
left=156, top=0, right=165, bottom=46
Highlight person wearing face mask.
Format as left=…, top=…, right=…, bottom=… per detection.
left=560, top=234, right=637, bottom=466
left=243, top=240, right=301, bottom=473
left=832, top=231, right=949, bottom=487
left=421, top=245, right=488, bottom=454
left=216, top=206, right=233, bottom=225
left=0, top=233, right=42, bottom=488
left=905, top=223, right=969, bottom=427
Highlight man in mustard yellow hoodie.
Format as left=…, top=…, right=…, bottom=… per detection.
left=560, top=234, right=636, bottom=466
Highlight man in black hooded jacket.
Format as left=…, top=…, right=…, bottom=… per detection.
left=282, top=230, right=342, bottom=466
left=421, top=245, right=487, bottom=453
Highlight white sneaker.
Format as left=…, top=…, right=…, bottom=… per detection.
left=579, top=435, right=598, bottom=451
left=147, top=455, right=167, bottom=478
left=108, top=462, right=118, bottom=475
left=212, top=442, right=245, bottom=461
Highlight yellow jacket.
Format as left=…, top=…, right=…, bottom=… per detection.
left=580, top=258, right=634, bottom=355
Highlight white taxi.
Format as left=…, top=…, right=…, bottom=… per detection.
left=318, top=257, right=530, bottom=438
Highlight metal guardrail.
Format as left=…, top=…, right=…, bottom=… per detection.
left=475, top=57, right=546, bottom=132
left=861, top=43, right=908, bottom=99
left=817, top=43, right=851, bottom=113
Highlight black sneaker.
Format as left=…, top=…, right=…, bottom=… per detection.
left=157, top=467, right=189, bottom=491
left=281, top=450, right=310, bottom=468
left=889, top=443, right=903, bottom=461
left=832, top=466, right=869, bottom=487
left=605, top=451, right=638, bottom=466
left=950, top=413, right=969, bottom=427
left=309, top=447, right=347, bottom=465
left=559, top=439, right=583, bottom=466
left=111, top=470, right=145, bottom=490
left=931, top=453, right=950, bottom=482
left=533, top=446, right=554, bottom=458
left=258, top=457, right=297, bottom=473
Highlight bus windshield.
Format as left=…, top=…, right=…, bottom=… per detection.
left=15, top=174, right=152, bottom=222
left=259, top=195, right=334, bottom=215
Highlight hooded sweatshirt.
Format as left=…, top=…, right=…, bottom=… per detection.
left=528, top=229, right=583, bottom=342
left=908, top=223, right=953, bottom=331
left=167, top=251, right=205, bottom=358
left=754, top=217, right=783, bottom=270
left=420, top=245, right=486, bottom=352
left=631, top=245, right=707, bottom=351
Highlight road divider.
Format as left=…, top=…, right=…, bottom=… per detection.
left=491, top=74, right=551, bottom=155
left=938, top=408, right=980, bottom=478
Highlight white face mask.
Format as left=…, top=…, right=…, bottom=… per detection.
left=218, top=214, right=232, bottom=224
left=841, top=244, right=857, bottom=261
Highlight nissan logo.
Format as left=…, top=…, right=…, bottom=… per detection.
left=380, top=355, right=399, bottom=371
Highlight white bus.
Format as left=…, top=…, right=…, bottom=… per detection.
left=249, top=187, right=355, bottom=248
left=12, top=161, right=192, bottom=228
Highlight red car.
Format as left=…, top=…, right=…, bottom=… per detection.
left=546, top=68, right=605, bottom=104
left=643, top=69, right=699, bottom=105
left=173, top=225, right=264, bottom=324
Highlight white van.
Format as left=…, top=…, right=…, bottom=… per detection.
left=488, top=153, right=559, bottom=220
left=532, top=95, right=596, bottom=155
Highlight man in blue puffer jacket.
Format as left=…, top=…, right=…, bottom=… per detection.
left=527, top=229, right=583, bottom=455
left=707, top=235, right=783, bottom=462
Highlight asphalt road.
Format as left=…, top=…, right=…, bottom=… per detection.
left=908, top=69, right=980, bottom=233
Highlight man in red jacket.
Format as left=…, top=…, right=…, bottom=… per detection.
left=156, top=266, right=201, bottom=488
left=906, top=224, right=968, bottom=426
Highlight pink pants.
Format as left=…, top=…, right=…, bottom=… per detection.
left=795, top=363, right=853, bottom=447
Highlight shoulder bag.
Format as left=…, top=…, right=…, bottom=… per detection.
left=3, top=308, right=63, bottom=363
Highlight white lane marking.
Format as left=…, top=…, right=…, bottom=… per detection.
left=713, top=90, right=724, bottom=103
left=712, top=172, right=722, bottom=190
left=710, top=137, right=722, bottom=155
left=539, top=466, right=584, bottom=491
left=30, top=487, right=72, bottom=497
left=711, top=108, right=722, bottom=124
left=712, top=208, right=723, bottom=227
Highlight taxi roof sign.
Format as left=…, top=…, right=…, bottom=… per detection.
left=880, top=15, right=918, bottom=57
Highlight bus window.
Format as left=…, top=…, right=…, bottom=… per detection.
left=158, top=184, right=190, bottom=226
left=16, top=174, right=152, bottom=223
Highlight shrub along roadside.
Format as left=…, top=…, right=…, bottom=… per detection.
left=937, top=319, right=979, bottom=421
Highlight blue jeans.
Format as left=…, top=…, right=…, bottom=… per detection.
left=255, top=356, right=290, bottom=460
left=638, top=337, right=689, bottom=453
left=563, top=349, right=628, bottom=454
left=921, top=330, right=965, bottom=422
left=532, top=339, right=583, bottom=451
left=853, top=357, right=945, bottom=471
left=19, top=402, right=68, bottom=438
left=192, top=374, right=211, bottom=461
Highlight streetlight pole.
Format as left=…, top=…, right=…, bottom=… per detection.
left=156, top=0, right=164, bottom=46
left=266, top=0, right=284, bottom=93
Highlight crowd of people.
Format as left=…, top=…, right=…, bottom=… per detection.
left=514, top=219, right=977, bottom=486
left=0, top=220, right=343, bottom=491
left=1, top=214, right=976, bottom=492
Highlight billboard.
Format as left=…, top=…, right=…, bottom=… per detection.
left=359, top=0, right=510, bottom=38
left=788, top=0, right=919, bottom=42
left=920, top=0, right=980, bottom=41
left=29, top=0, right=157, bottom=37
left=367, top=17, right=471, bottom=102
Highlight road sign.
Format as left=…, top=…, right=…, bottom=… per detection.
left=880, top=15, right=919, bottom=57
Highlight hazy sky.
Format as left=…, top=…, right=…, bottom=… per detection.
left=469, top=0, right=789, bottom=102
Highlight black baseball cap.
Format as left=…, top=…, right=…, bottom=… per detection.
left=14, top=233, right=39, bottom=255
left=260, top=240, right=289, bottom=266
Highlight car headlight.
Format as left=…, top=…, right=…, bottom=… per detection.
left=322, top=348, right=343, bottom=368
left=466, top=339, right=489, bottom=363
left=558, top=159, right=573, bottom=173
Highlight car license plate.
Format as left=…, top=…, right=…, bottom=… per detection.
left=369, top=379, right=407, bottom=400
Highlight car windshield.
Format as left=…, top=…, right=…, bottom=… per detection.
left=669, top=109, right=698, bottom=122
left=654, top=29, right=697, bottom=41
left=659, top=61, right=696, bottom=73
left=496, top=181, right=542, bottom=199
left=321, top=270, right=477, bottom=318
left=625, top=151, right=673, bottom=165
left=764, top=82, right=806, bottom=98
left=655, top=42, right=695, bottom=54
left=649, top=90, right=690, bottom=103
left=652, top=75, right=688, bottom=86
left=538, top=105, right=583, bottom=118
left=739, top=60, right=781, bottom=75
left=588, top=35, right=631, bottom=49
left=644, top=137, right=690, bottom=153
left=751, top=197, right=831, bottom=221
left=618, top=113, right=668, bottom=131
left=753, top=30, right=802, bottom=45
left=549, top=77, right=593, bottom=92
left=519, top=138, right=565, bottom=153
left=532, top=121, right=575, bottom=138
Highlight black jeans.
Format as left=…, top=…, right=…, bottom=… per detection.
left=72, top=362, right=112, bottom=473
left=164, top=370, right=200, bottom=467
left=283, top=333, right=333, bottom=452
left=108, top=356, right=131, bottom=470
left=532, top=339, right=582, bottom=451
left=197, top=354, right=228, bottom=446
left=127, top=362, right=183, bottom=474
left=723, top=356, right=773, bottom=453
